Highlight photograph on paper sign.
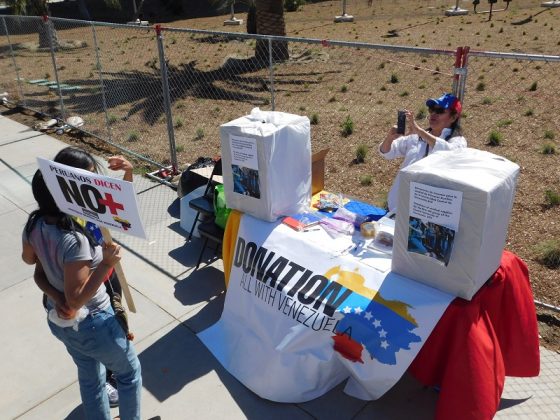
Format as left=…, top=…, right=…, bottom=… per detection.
left=407, top=216, right=455, bottom=266
left=232, top=164, right=261, bottom=198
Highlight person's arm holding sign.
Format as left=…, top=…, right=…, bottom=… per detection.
left=108, top=155, right=133, bottom=182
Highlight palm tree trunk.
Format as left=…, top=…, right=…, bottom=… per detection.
left=38, top=18, right=59, bottom=50
left=254, top=0, right=288, bottom=62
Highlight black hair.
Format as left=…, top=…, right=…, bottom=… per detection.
left=24, top=147, right=99, bottom=248
left=447, top=110, right=463, bottom=138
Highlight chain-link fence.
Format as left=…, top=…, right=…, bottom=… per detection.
left=0, top=14, right=558, bottom=173
left=0, top=15, right=467, bottom=173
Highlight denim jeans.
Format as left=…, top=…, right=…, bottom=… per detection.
left=48, top=305, right=142, bottom=420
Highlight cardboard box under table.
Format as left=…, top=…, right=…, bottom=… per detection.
left=392, top=148, right=520, bottom=300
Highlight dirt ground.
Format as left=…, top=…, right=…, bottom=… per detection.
left=2, top=0, right=559, bottom=352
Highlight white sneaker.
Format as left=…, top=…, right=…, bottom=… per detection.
left=105, top=382, right=119, bottom=408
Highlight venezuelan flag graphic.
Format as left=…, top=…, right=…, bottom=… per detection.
left=326, top=266, right=421, bottom=365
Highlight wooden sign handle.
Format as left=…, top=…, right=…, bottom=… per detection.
left=100, top=227, right=137, bottom=313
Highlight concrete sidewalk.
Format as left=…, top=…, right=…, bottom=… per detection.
left=1, top=114, right=558, bottom=420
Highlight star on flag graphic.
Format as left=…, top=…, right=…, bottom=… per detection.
left=326, top=266, right=421, bottom=365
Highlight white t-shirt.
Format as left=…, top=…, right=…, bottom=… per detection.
left=379, top=128, right=467, bottom=212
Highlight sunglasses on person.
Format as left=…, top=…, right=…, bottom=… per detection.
left=428, top=106, right=447, bottom=115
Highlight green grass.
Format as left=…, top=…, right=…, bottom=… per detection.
left=497, top=119, right=513, bottom=128
left=545, top=189, right=560, bottom=206
left=544, top=130, right=555, bottom=140
left=487, top=130, right=503, bottom=146
left=390, top=73, right=399, bottom=84
left=341, top=116, right=354, bottom=137
left=127, top=131, right=139, bottom=142
left=359, top=175, right=373, bottom=186
left=355, top=145, right=367, bottom=163
left=195, top=128, right=204, bottom=140
left=541, top=142, right=556, bottom=155
left=534, top=240, right=560, bottom=269
left=416, top=106, right=427, bottom=120
left=310, top=113, right=319, bottom=125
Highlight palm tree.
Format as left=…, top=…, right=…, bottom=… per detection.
left=254, top=0, right=288, bottom=61
left=6, top=0, right=123, bottom=49
left=6, top=0, right=59, bottom=48
left=214, top=0, right=289, bottom=61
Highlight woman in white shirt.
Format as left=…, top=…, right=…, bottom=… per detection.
left=379, top=93, right=467, bottom=212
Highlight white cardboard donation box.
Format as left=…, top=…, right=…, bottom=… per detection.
left=220, top=108, right=311, bottom=222
left=391, top=148, right=520, bottom=300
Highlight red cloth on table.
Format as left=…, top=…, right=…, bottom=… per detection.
left=408, top=250, right=540, bottom=420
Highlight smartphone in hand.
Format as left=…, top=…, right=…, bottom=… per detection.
left=396, top=110, right=406, bottom=135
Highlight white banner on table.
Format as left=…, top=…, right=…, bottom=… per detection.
left=199, top=215, right=453, bottom=402
left=37, top=158, right=147, bottom=239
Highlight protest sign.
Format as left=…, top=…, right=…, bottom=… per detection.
left=37, top=157, right=144, bottom=311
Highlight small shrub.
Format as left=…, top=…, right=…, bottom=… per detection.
left=175, top=145, right=185, bottom=153
left=487, top=130, right=503, bottom=146
left=416, top=106, right=427, bottom=120
left=380, top=86, right=387, bottom=91
left=174, top=118, right=183, bottom=129
left=482, top=97, right=492, bottom=105
left=377, top=62, right=385, bottom=70
left=497, top=119, right=513, bottom=128
left=545, top=190, right=560, bottom=206
left=399, top=91, right=409, bottom=97
left=341, top=116, right=354, bottom=137
left=544, top=130, right=555, bottom=140
left=108, top=114, right=118, bottom=125
left=340, top=85, right=348, bottom=93
left=535, top=240, right=560, bottom=269
left=359, top=175, right=373, bottom=186
left=310, top=113, right=319, bottom=125
left=299, top=105, right=306, bottom=112
left=529, top=81, right=538, bottom=91
left=127, top=131, right=139, bottom=142
left=285, top=0, right=305, bottom=12
left=524, top=109, right=534, bottom=117
left=195, top=128, right=204, bottom=140
left=541, top=142, right=556, bottom=155
left=355, top=145, right=367, bottom=163
left=476, top=82, right=486, bottom=91
left=390, top=73, right=399, bottom=84
left=328, top=96, right=337, bottom=103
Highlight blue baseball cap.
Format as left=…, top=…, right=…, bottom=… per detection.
left=426, top=93, right=462, bottom=115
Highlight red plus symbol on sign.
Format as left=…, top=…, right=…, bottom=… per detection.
left=99, top=193, right=124, bottom=215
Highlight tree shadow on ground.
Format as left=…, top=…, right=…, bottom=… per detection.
left=17, top=52, right=339, bottom=127
left=32, top=55, right=334, bottom=127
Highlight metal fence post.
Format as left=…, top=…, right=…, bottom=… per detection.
left=457, top=47, right=470, bottom=103
left=2, top=17, right=26, bottom=107
left=43, top=15, right=66, bottom=120
left=268, top=37, right=276, bottom=111
left=155, top=25, right=178, bottom=173
left=452, top=47, right=463, bottom=96
left=91, top=22, right=112, bottom=141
